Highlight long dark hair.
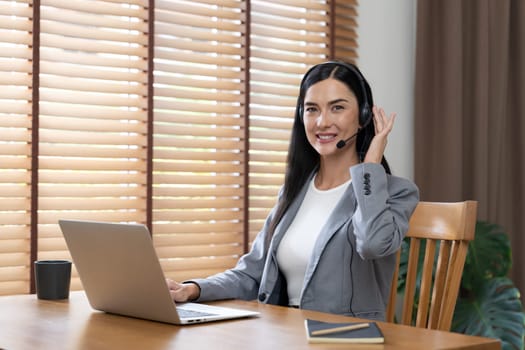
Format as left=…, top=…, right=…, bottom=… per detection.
left=265, top=61, right=391, bottom=248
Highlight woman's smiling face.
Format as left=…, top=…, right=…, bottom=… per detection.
left=302, top=78, right=360, bottom=156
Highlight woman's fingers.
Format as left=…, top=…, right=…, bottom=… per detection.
left=166, top=278, right=187, bottom=302
left=373, top=106, right=396, bottom=136
left=364, top=106, right=397, bottom=164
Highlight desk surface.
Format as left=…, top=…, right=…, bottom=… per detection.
left=0, top=291, right=500, bottom=350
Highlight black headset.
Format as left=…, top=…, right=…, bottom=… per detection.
left=300, top=61, right=372, bottom=128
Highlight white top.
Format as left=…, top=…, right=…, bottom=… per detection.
left=276, top=175, right=351, bottom=306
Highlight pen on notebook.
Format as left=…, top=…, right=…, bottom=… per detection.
left=311, top=322, right=370, bottom=336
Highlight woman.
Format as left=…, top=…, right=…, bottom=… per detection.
left=167, top=61, right=419, bottom=321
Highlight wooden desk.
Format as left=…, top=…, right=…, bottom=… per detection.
left=0, top=291, right=500, bottom=350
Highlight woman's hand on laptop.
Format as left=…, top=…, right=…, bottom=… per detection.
left=166, top=279, right=200, bottom=302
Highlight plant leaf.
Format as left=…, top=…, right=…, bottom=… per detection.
left=461, top=221, right=511, bottom=291
left=452, top=277, right=525, bottom=350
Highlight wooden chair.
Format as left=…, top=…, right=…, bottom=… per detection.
left=386, top=200, right=478, bottom=331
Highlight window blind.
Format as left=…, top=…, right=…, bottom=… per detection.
left=153, top=0, right=245, bottom=281
left=0, top=0, right=33, bottom=295
left=38, top=0, right=148, bottom=290
left=0, top=0, right=359, bottom=295
left=334, top=0, right=358, bottom=61
left=248, top=0, right=330, bottom=244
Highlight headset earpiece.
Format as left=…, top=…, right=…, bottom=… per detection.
left=360, top=102, right=371, bottom=128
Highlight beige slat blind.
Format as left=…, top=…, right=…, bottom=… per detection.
left=0, top=0, right=359, bottom=296
left=334, top=0, right=358, bottom=62
left=248, top=0, right=330, bottom=243
left=0, top=0, right=33, bottom=296
left=153, top=0, right=246, bottom=281
left=38, top=0, right=149, bottom=290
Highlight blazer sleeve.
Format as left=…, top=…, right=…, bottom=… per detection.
left=350, top=162, right=419, bottom=260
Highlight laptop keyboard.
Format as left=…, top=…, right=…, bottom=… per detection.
left=177, top=308, right=216, bottom=319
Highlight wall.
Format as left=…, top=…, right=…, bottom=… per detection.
left=356, top=0, right=417, bottom=180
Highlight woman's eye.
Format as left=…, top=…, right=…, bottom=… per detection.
left=305, top=106, right=317, bottom=113
left=332, top=105, right=344, bottom=111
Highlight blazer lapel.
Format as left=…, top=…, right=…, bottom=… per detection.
left=303, top=183, right=357, bottom=282
left=268, top=171, right=316, bottom=254
left=267, top=171, right=358, bottom=295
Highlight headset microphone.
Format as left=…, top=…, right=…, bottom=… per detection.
left=336, top=129, right=360, bottom=149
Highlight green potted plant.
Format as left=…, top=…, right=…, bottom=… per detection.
left=452, top=221, right=525, bottom=350
left=397, top=221, right=525, bottom=350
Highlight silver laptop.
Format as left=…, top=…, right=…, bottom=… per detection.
left=58, top=219, right=259, bottom=325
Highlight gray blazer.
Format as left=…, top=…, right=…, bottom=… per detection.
left=192, top=163, right=419, bottom=320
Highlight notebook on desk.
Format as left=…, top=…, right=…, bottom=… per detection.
left=58, top=219, right=259, bottom=325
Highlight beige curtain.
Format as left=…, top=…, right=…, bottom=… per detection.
left=414, top=0, right=525, bottom=302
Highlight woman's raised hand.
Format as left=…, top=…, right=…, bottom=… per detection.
left=364, top=106, right=396, bottom=164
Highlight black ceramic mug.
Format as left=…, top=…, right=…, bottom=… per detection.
left=34, top=260, right=72, bottom=300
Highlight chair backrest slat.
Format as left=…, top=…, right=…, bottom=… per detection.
left=385, top=250, right=401, bottom=322
left=415, top=239, right=436, bottom=327
left=401, top=238, right=420, bottom=325
left=438, top=240, right=470, bottom=330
